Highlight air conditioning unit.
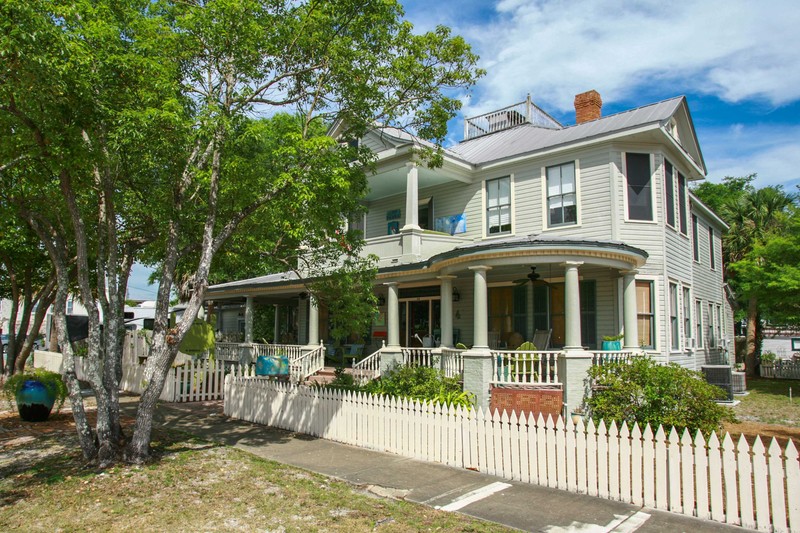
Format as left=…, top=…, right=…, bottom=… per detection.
left=701, top=365, right=734, bottom=402
left=732, top=371, right=747, bottom=395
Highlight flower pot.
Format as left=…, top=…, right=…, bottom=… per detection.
left=570, top=412, right=584, bottom=425
left=16, top=379, right=56, bottom=422
left=602, top=340, right=621, bottom=351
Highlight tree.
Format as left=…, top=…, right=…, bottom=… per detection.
left=1, top=0, right=482, bottom=465
left=0, top=216, right=57, bottom=375
left=694, top=177, right=796, bottom=376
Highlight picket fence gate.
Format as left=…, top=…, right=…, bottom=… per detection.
left=224, top=377, right=800, bottom=533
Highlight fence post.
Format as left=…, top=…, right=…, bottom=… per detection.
left=380, top=346, right=402, bottom=375
left=463, top=347, right=493, bottom=410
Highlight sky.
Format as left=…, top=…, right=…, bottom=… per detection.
left=128, top=0, right=800, bottom=299
left=399, top=0, right=800, bottom=191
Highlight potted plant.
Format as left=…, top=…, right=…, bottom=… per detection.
left=2, top=368, right=68, bottom=422
left=601, top=334, right=624, bottom=351
left=569, top=406, right=587, bottom=425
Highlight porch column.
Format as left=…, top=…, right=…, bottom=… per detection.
left=244, top=296, right=254, bottom=344
left=386, top=282, right=400, bottom=348
left=402, top=162, right=419, bottom=230
left=470, top=266, right=492, bottom=349
left=381, top=282, right=403, bottom=374
left=438, top=275, right=456, bottom=347
left=464, top=265, right=493, bottom=410
left=622, top=270, right=639, bottom=350
left=563, top=261, right=583, bottom=350
left=308, top=295, right=319, bottom=346
left=273, top=304, right=280, bottom=343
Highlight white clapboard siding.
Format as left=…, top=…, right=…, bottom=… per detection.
left=225, top=377, right=800, bottom=532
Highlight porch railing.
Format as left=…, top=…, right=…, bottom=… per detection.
left=290, top=344, right=325, bottom=383
left=215, top=342, right=242, bottom=362
left=353, top=345, right=384, bottom=384
left=253, top=343, right=305, bottom=360
left=401, top=347, right=437, bottom=367
left=491, top=349, right=560, bottom=386
left=590, top=350, right=640, bottom=366
left=440, top=347, right=464, bottom=378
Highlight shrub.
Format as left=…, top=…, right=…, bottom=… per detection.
left=760, top=351, right=778, bottom=364
left=362, top=364, right=474, bottom=409
left=586, top=357, right=736, bottom=435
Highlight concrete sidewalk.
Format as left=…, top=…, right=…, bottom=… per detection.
left=140, top=400, right=743, bottom=533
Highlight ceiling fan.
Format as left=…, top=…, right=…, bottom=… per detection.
left=513, top=266, right=551, bottom=287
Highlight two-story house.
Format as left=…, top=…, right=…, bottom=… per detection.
left=206, top=90, right=733, bottom=372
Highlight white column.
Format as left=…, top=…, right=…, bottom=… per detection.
left=308, top=295, right=319, bottom=346
left=273, top=304, right=280, bottom=343
left=438, top=275, right=456, bottom=347
left=402, top=162, right=419, bottom=230
left=244, top=297, right=254, bottom=344
left=386, top=282, right=400, bottom=348
left=470, top=266, right=491, bottom=349
left=563, top=261, right=583, bottom=350
left=622, top=270, right=639, bottom=350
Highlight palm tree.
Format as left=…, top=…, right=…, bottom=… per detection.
left=722, top=186, right=793, bottom=376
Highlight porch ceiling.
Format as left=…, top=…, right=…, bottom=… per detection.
left=365, top=164, right=470, bottom=201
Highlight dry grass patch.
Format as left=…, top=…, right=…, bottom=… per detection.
left=0, top=429, right=510, bottom=532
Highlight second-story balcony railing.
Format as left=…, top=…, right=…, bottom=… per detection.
left=464, top=95, right=562, bottom=141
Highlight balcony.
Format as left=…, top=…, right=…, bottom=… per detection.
left=363, top=229, right=473, bottom=267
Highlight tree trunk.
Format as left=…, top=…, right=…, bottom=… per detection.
left=744, top=296, right=758, bottom=377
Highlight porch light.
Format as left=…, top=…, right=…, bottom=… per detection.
left=377, top=295, right=386, bottom=307
left=452, top=287, right=460, bottom=302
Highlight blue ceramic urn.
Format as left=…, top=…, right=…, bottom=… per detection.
left=16, top=379, right=56, bottom=422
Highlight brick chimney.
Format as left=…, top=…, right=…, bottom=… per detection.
left=574, top=90, right=602, bottom=124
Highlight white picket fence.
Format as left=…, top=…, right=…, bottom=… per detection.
left=224, top=378, right=800, bottom=532
left=761, top=360, right=800, bottom=379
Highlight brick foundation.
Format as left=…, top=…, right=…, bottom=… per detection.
left=489, top=386, right=563, bottom=422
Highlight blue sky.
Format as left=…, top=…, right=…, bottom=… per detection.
left=400, top=0, right=800, bottom=190
left=128, top=0, right=800, bottom=299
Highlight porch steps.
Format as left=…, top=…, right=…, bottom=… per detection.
left=303, top=366, right=356, bottom=386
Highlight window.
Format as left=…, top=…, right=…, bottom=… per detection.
left=716, top=305, right=723, bottom=345
left=486, top=176, right=511, bottom=235
left=708, top=303, right=715, bottom=347
left=664, top=160, right=675, bottom=227
left=418, top=197, right=433, bottom=230
left=678, top=173, right=687, bottom=233
left=636, top=280, right=655, bottom=349
left=683, top=287, right=691, bottom=345
left=692, top=215, right=700, bottom=261
left=626, top=153, right=653, bottom=221
left=66, top=298, right=74, bottom=315
left=532, top=281, right=597, bottom=349
left=546, top=162, right=577, bottom=226
left=488, top=286, right=527, bottom=345
left=709, top=227, right=716, bottom=269
left=669, top=282, right=679, bottom=350
left=695, top=300, right=703, bottom=347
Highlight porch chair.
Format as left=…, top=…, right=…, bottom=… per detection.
left=532, top=328, right=552, bottom=351
left=515, top=341, right=538, bottom=383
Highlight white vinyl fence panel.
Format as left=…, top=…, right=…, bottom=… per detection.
left=225, top=378, right=800, bottom=532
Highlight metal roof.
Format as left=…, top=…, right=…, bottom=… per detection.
left=207, top=271, right=299, bottom=292
left=448, top=97, right=685, bottom=166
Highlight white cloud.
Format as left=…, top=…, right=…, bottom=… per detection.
left=404, top=0, right=800, bottom=116
left=700, top=123, right=800, bottom=188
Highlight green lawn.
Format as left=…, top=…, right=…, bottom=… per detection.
left=733, top=377, right=800, bottom=427
left=0, top=431, right=510, bottom=532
